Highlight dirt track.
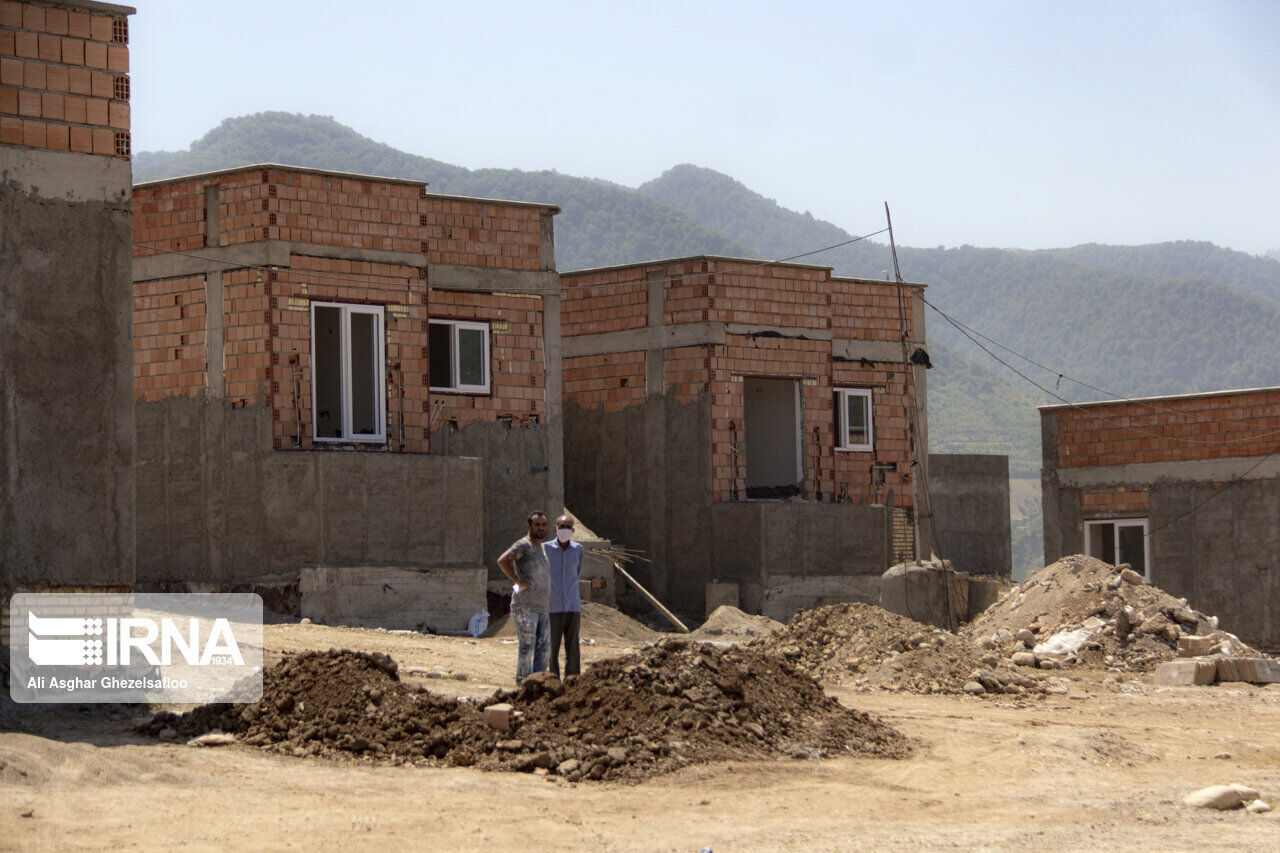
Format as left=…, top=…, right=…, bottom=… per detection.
left=3, top=621, right=1279, bottom=850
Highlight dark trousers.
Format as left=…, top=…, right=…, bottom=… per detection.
left=549, top=610, right=581, bottom=679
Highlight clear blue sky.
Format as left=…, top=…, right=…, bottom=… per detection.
left=130, top=1, right=1279, bottom=255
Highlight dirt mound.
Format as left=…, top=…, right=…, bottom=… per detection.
left=485, top=602, right=659, bottom=644
left=751, top=602, right=1045, bottom=697
left=964, top=555, right=1256, bottom=671
left=688, top=606, right=784, bottom=642
left=141, top=642, right=907, bottom=781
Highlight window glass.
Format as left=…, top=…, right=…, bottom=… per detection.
left=349, top=311, right=377, bottom=435
left=457, top=326, right=486, bottom=387
left=429, top=323, right=453, bottom=388
left=846, top=393, right=869, bottom=447
left=1118, top=523, right=1146, bottom=575
left=313, top=306, right=343, bottom=438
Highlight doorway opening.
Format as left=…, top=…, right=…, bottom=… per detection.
left=743, top=377, right=803, bottom=499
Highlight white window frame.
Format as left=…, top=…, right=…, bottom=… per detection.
left=834, top=387, right=874, bottom=452
left=310, top=302, right=386, bottom=444
left=429, top=319, right=491, bottom=394
left=1084, top=517, right=1151, bottom=580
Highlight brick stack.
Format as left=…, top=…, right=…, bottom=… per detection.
left=0, top=0, right=130, bottom=156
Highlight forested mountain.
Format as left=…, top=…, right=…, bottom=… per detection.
left=138, top=112, right=1279, bottom=576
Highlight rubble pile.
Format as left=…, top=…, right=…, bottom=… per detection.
left=141, top=642, right=908, bottom=781
left=687, top=606, right=784, bottom=643
left=751, top=602, right=1046, bottom=697
left=964, top=555, right=1256, bottom=672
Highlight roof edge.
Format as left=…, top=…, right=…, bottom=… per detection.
left=133, top=163, right=559, bottom=212
left=1038, top=384, right=1280, bottom=412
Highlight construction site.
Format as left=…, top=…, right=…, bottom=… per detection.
left=3, top=0, right=1280, bottom=849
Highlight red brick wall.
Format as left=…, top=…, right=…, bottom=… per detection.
left=831, top=361, right=914, bottom=506
left=1080, top=488, right=1150, bottom=515
left=134, top=168, right=553, bottom=271
left=270, top=256, right=429, bottom=452
left=134, top=275, right=206, bottom=401
left=561, top=266, right=649, bottom=336
left=563, top=351, right=645, bottom=413
left=133, top=168, right=556, bottom=452
left=708, top=262, right=831, bottom=329
left=560, top=259, right=922, bottom=507
left=0, top=0, right=130, bottom=156
left=1052, top=389, right=1280, bottom=469
left=429, top=289, right=546, bottom=428
left=831, top=278, right=919, bottom=342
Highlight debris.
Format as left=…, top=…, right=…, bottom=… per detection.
left=186, top=732, right=236, bottom=747
left=964, top=555, right=1258, bottom=672
left=140, top=644, right=908, bottom=781
left=688, top=606, right=783, bottom=643
left=1182, top=784, right=1260, bottom=810
left=751, top=601, right=1044, bottom=697
left=1247, top=800, right=1272, bottom=814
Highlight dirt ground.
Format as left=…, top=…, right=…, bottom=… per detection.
left=3, top=619, right=1279, bottom=851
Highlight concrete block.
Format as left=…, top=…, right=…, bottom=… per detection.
left=880, top=562, right=966, bottom=630
left=483, top=703, right=523, bottom=732
left=705, top=582, right=740, bottom=618
left=1216, top=657, right=1280, bottom=683
left=299, top=566, right=485, bottom=634
left=1154, top=658, right=1217, bottom=686
left=1177, top=635, right=1215, bottom=657
left=966, top=576, right=1001, bottom=621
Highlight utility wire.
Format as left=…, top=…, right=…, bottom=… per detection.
left=932, top=300, right=1280, bottom=430
left=922, top=296, right=1280, bottom=446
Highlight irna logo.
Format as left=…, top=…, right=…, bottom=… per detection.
left=26, top=611, right=245, bottom=667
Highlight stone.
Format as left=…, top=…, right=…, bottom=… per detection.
left=978, top=637, right=996, bottom=650
left=1247, top=800, right=1272, bottom=814
left=1016, top=628, right=1035, bottom=647
left=496, top=739, right=524, bottom=752
left=963, top=681, right=985, bottom=695
left=1182, top=784, right=1260, bottom=810
left=1120, top=568, right=1146, bottom=586
left=1038, top=658, right=1062, bottom=670
left=606, top=747, right=628, bottom=764
left=557, top=758, right=581, bottom=776
left=1011, top=652, right=1038, bottom=667
left=187, top=732, right=236, bottom=747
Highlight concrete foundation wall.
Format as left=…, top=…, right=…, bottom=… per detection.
left=300, top=566, right=485, bottom=634
left=136, top=396, right=483, bottom=586
left=564, top=391, right=713, bottom=616
left=565, top=391, right=890, bottom=619
left=1, top=147, right=134, bottom=592
left=430, top=419, right=560, bottom=579
left=930, top=453, right=1012, bottom=577
left=1043, top=470, right=1280, bottom=647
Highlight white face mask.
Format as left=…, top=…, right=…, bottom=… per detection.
left=556, top=528, right=572, bottom=544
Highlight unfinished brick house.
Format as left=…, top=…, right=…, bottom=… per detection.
left=131, top=165, right=561, bottom=624
left=560, top=256, right=933, bottom=620
left=1, top=0, right=135, bottom=601
left=1041, top=387, right=1280, bottom=646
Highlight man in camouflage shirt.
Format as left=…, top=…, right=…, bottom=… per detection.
left=497, top=511, right=551, bottom=684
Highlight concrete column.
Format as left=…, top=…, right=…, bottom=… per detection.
left=205, top=272, right=224, bottom=398
left=645, top=271, right=669, bottom=598
left=911, top=288, right=934, bottom=559
left=543, top=293, right=564, bottom=516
